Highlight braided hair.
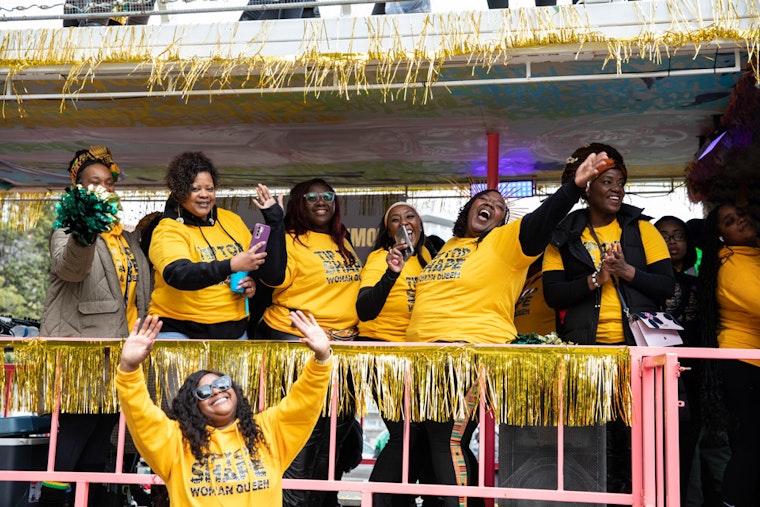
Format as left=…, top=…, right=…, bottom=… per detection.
left=452, top=190, right=508, bottom=244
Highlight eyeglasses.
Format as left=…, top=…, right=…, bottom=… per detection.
left=304, top=192, right=335, bottom=204
left=660, top=232, right=686, bottom=242
left=193, top=375, right=232, bottom=401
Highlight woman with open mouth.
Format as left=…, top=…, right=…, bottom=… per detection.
left=404, top=146, right=603, bottom=507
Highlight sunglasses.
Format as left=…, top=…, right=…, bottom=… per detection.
left=304, top=192, right=335, bottom=204
left=193, top=375, right=232, bottom=401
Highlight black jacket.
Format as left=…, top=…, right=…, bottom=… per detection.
left=543, top=204, right=675, bottom=345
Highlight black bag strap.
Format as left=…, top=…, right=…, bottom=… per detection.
left=588, top=224, right=632, bottom=320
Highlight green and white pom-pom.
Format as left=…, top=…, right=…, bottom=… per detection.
left=511, top=332, right=572, bottom=345
left=53, top=184, right=121, bottom=246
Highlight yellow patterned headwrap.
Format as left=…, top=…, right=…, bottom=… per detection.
left=68, top=145, right=121, bottom=185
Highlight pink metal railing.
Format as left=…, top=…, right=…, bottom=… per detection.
left=4, top=342, right=760, bottom=506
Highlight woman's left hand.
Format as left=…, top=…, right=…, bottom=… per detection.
left=289, top=310, right=332, bottom=362
left=233, top=275, right=257, bottom=297
left=602, top=244, right=636, bottom=282
left=252, top=184, right=284, bottom=210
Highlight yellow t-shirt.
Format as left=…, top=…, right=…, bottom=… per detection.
left=406, top=218, right=534, bottom=344
left=149, top=208, right=252, bottom=325
left=717, top=245, right=760, bottom=367
left=101, top=224, right=138, bottom=330
left=543, top=220, right=671, bottom=344
left=357, top=247, right=430, bottom=342
left=514, top=270, right=555, bottom=337
left=263, top=231, right=362, bottom=335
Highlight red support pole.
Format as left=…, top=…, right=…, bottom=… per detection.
left=487, top=132, right=499, bottom=190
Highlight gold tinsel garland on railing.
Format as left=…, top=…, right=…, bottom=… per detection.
left=1, top=340, right=631, bottom=426
left=0, top=0, right=758, bottom=111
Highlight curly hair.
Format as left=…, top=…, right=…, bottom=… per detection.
left=654, top=215, right=698, bottom=272
left=371, top=208, right=430, bottom=268
left=165, top=152, right=219, bottom=204
left=168, top=370, right=267, bottom=463
left=451, top=189, right=508, bottom=243
left=284, top=178, right=356, bottom=265
left=560, top=143, right=627, bottom=187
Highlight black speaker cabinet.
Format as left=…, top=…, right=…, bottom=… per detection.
left=497, top=424, right=606, bottom=507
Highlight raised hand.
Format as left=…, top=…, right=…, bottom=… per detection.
left=120, top=316, right=163, bottom=372
left=252, top=184, right=284, bottom=210
left=575, top=151, right=614, bottom=190
left=289, top=310, right=332, bottom=362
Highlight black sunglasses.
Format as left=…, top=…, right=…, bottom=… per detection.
left=193, top=375, right=232, bottom=401
left=304, top=192, right=335, bottom=203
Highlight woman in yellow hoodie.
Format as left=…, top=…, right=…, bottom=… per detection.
left=116, top=312, right=333, bottom=507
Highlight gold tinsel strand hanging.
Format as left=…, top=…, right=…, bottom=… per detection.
left=3, top=339, right=630, bottom=426
left=0, top=0, right=757, bottom=115
left=0, top=193, right=57, bottom=232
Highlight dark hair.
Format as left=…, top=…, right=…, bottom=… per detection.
left=452, top=189, right=508, bottom=242
left=285, top=178, right=356, bottom=265
left=560, top=143, right=627, bottom=186
left=165, top=152, right=219, bottom=204
left=168, top=370, right=267, bottom=462
left=695, top=204, right=731, bottom=430
left=654, top=215, right=698, bottom=272
left=371, top=206, right=429, bottom=268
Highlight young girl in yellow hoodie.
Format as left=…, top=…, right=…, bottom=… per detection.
left=116, top=312, right=333, bottom=507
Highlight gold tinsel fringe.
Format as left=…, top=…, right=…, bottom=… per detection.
left=0, top=193, right=57, bottom=232
left=0, top=0, right=758, bottom=114
left=1, top=340, right=631, bottom=426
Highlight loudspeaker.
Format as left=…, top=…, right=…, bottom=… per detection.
left=498, top=425, right=606, bottom=507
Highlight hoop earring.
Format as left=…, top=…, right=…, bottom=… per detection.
left=718, top=235, right=724, bottom=243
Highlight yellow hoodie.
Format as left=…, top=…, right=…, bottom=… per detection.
left=116, top=357, right=332, bottom=506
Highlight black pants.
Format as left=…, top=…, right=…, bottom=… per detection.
left=720, top=360, right=760, bottom=507
left=38, top=413, right=120, bottom=507
left=421, top=418, right=484, bottom=507
left=256, top=320, right=359, bottom=507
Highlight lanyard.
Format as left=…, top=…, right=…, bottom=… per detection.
left=587, top=223, right=631, bottom=319
left=117, top=236, right=137, bottom=308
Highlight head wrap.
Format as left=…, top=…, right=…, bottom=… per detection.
left=68, top=145, right=121, bottom=185
left=383, top=202, right=417, bottom=227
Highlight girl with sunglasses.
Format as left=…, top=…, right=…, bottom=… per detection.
left=253, top=178, right=362, bottom=507
left=116, top=312, right=333, bottom=507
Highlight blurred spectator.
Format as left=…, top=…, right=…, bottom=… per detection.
left=240, top=0, right=320, bottom=21
left=64, top=0, right=156, bottom=27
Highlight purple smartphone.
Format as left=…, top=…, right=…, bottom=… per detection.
left=250, top=223, right=271, bottom=252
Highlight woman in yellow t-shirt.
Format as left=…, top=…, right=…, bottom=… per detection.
left=356, top=202, right=438, bottom=507
left=542, top=143, right=674, bottom=496
left=254, top=178, right=362, bottom=507
left=405, top=153, right=601, bottom=507
left=542, top=143, right=674, bottom=346
left=698, top=202, right=760, bottom=507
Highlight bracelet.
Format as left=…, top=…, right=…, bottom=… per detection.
left=591, top=271, right=600, bottom=289
left=314, top=349, right=333, bottom=365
